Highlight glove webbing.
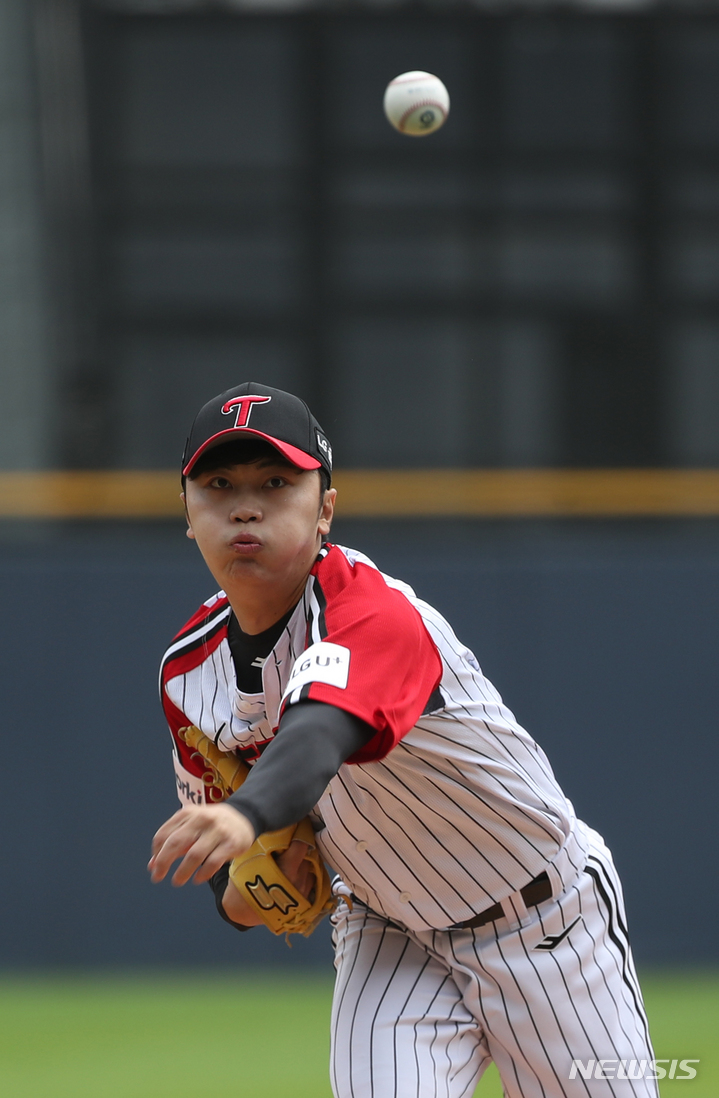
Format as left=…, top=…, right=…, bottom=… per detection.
left=178, top=724, right=249, bottom=799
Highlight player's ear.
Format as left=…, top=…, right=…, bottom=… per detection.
left=181, top=492, right=196, bottom=540
left=318, top=487, right=336, bottom=536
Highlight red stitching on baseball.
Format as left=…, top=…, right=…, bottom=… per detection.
left=389, top=74, right=433, bottom=86
left=398, top=99, right=446, bottom=132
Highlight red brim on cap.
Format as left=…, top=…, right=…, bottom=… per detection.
left=182, top=428, right=322, bottom=477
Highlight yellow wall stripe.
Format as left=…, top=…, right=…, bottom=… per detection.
left=335, top=469, right=719, bottom=517
left=0, top=472, right=184, bottom=518
left=1, top=469, right=719, bottom=518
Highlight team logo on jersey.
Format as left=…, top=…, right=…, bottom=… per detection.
left=284, top=642, right=350, bottom=696
left=246, top=875, right=299, bottom=914
left=534, top=915, right=582, bottom=951
left=221, top=393, right=271, bottom=428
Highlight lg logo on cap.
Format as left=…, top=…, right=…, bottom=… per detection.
left=316, top=432, right=332, bottom=468
left=222, top=394, right=271, bottom=428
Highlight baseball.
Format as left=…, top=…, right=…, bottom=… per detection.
left=383, top=71, right=450, bottom=137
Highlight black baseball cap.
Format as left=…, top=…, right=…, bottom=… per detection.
left=182, top=382, right=333, bottom=482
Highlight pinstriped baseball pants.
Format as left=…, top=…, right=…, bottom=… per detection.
left=329, top=829, right=658, bottom=1098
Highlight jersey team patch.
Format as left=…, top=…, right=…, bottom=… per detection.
left=283, top=641, right=350, bottom=700
left=173, top=752, right=206, bottom=806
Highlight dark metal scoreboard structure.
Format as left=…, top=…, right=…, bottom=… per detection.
left=37, top=3, right=719, bottom=474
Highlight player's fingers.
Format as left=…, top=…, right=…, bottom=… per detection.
left=171, top=831, right=239, bottom=886
left=189, top=809, right=256, bottom=884
left=149, top=808, right=192, bottom=859
left=189, top=840, right=239, bottom=885
left=171, top=807, right=254, bottom=885
left=149, top=818, right=205, bottom=882
left=149, top=807, right=226, bottom=881
left=164, top=815, right=232, bottom=884
left=149, top=807, right=204, bottom=871
left=150, top=804, right=255, bottom=885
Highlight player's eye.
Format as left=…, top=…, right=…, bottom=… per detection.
left=265, top=475, right=287, bottom=489
left=208, top=475, right=232, bottom=489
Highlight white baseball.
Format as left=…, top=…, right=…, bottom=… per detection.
left=383, top=71, right=450, bottom=137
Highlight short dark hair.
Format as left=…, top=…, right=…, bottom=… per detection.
left=183, top=438, right=331, bottom=495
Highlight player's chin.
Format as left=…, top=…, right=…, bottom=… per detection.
left=226, top=553, right=266, bottom=575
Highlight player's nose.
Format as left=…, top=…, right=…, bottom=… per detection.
left=229, top=493, right=262, bottom=523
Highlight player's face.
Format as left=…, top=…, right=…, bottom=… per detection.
left=183, top=457, right=335, bottom=627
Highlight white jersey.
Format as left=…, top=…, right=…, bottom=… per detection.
left=160, top=540, right=657, bottom=1097
left=161, top=542, right=584, bottom=930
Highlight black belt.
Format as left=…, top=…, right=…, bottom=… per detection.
left=452, top=871, right=552, bottom=930
left=349, top=870, right=552, bottom=931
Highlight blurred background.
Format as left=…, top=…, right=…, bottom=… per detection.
left=1, top=0, right=718, bottom=993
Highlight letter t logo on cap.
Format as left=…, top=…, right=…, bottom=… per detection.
left=221, top=394, right=272, bottom=428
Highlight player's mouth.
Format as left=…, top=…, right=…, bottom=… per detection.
left=230, top=534, right=263, bottom=555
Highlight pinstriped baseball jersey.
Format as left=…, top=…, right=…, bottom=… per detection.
left=161, top=543, right=581, bottom=930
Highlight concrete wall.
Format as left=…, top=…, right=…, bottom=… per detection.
left=1, top=517, right=717, bottom=968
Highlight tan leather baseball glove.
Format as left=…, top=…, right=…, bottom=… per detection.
left=178, top=725, right=336, bottom=937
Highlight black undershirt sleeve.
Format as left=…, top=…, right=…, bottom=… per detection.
left=226, top=700, right=375, bottom=837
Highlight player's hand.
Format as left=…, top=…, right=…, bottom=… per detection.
left=148, top=804, right=255, bottom=886
left=221, top=838, right=314, bottom=926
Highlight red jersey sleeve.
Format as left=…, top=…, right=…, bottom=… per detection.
left=162, top=690, right=204, bottom=781
left=159, top=594, right=230, bottom=802
left=281, top=549, right=442, bottom=763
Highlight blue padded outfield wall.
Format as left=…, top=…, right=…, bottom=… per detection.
left=1, top=517, right=717, bottom=968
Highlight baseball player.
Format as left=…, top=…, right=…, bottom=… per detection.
left=150, top=382, right=658, bottom=1098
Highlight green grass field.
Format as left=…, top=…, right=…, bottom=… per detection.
left=0, top=969, right=715, bottom=1097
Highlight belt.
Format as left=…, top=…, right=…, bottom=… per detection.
left=452, top=871, right=552, bottom=930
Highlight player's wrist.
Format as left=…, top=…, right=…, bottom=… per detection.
left=206, top=802, right=257, bottom=862
left=225, top=791, right=264, bottom=840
